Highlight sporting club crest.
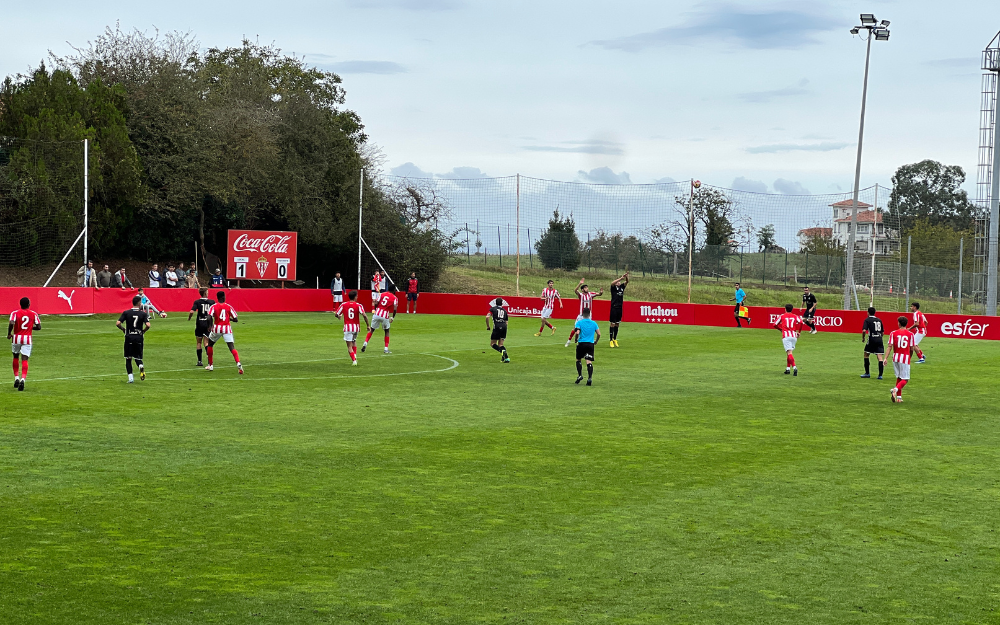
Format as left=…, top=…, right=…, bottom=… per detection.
left=256, top=256, right=269, bottom=277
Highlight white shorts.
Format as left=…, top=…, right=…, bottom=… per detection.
left=333, top=294, right=343, bottom=303
left=893, top=361, right=911, bottom=380
left=541, top=307, right=553, bottom=320
left=782, top=336, right=797, bottom=352
left=372, top=315, right=392, bottom=330
left=343, top=331, right=358, bottom=342
left=11, top=343, right=32, bottom=357
left=208, top=331, right=234, bottom=344
left=912, top=332, right=925, bottom=346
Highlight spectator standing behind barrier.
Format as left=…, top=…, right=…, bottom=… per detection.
left=148, top=264, right=161, bottom=288
left=211, top=268, right=225, bottom=287
left=406, top=272, right=419, bottom=314
left=331, top=272, right=344, bottom=304
left=186, top=268, right=201, bottom=288
left=97, top=264, right=113, bottom=288
left=165, top=265, right=179, bottom=288
left=77, top=260, right=98, bottom=288
left=176, top=262, right=187, bottom=286
left=112, top=267, right=133, bottom=289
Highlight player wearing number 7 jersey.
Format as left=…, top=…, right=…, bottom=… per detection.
left=335, top=290, right=369, bottom=366
left=205, top=291, right=243, bottom=374
left=8, top=297, right=41, bottom=392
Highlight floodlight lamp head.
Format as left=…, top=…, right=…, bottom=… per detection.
left=880, top=19, right=890, bottom=26
left=850, top=27, right=860, bottom=35
left=874, top=29, right=890, bottom=41
left=860, top=13, right=877, bottom=25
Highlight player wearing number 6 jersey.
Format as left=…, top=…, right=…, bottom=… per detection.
left=8, top=297, right=41, bottom=392
left=336, top=290, right=369, bottom=366
left=774, top=304, right=803, bottom=376
left=205, top=291, right=243, bottom=374
left=887, top=316, right=915, bottom=403
left=363, top=287, right=398, bottom=354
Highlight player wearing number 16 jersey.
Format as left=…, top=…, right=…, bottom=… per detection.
left=887, top=316, right=915, bottom=403
left=774, top=304, right=803, bottom=376
left=8, top=297, right=41, bottom=392
left=336, top=290, right=369, bottom=366
left=205, top=291, right=243, bottom=374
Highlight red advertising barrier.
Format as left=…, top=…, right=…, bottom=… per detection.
left=2, top=288, right=998, bottom=340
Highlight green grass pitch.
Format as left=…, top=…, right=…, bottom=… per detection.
left=2, top=312, right=999, bottom=623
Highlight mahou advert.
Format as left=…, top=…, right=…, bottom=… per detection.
left=227, top=230, right=298, bottom=281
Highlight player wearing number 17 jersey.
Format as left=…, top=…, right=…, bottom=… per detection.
left=887, top=316, right=915, bottom=403
left=336, top=290, right=369, bottom=366
left=774, top=304, right=803, bottom=376
left=205, top=291, right=243, bottom=374
left=8, top=297, right=41, bottom=391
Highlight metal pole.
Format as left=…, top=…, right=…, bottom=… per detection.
left=870, top=183, right=878, bottom=307
left=844, top=32, right=873, bottom=310
left=988, top=71, right=1000, bottom=314
left=498, top=226, right=502, bottom=267
left=958, top=237, right=964, bottom=313
left=687, top=179, right=694, bottom=304
left=83, top=139, right=88, bottom=265
left=516, top=174, right=520, bottom=296
left=905, top=235, right=911, bottom=311
left=466, top=223, right=471, bottom=264
left=357, top=168, right=364, bottom=290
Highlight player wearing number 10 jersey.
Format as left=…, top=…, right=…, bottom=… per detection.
left=336, top=290, right=369, bottom=366
left=8, top=297, right=41, bottom=391
left=205, top=291, right=243, bottom=374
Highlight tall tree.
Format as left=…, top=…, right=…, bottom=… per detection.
left=888, top=160, right=976, bottom=231
left=535, top=210, right=581, bottom=270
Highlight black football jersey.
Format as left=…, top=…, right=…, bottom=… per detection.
left=489, top=305, right=508, bottom=327
left=862, top=316, right=884, bottom=341
left=802, top=292, right=817, bottom=309
left=611, top=283, right=626, bottom=307
left=118, top=308, right=150, bottom=337
left=191, top=298, right=215, bottom=323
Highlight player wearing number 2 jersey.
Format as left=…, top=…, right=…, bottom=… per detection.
left=363, top=287, right=398, bottom=355
left=336, top=290, right=369, bottom=366
left=887, top=316, right=915, bottom=403
left=8, top=297, right=41, bottom=392
left=205, top=291, right=243, bottom=374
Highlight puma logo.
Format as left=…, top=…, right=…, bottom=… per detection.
left=57, top=289, right=75, bottom=310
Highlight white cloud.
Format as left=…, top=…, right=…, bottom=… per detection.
left=773, top=178, right=810, bottom=195
left=437, top=167, right=490, bottom=179
left=391, top=162, right=433, bottom=178
left=577, top=167, right=632, bottom=184
left=731, top=177, right=768, bottom=193
left=747, top=142, right=851, bottom=154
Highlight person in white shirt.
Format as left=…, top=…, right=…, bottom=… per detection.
left=331, top=272, right=344, bottom=304
left=165, top=265, right=179, bottom=287
left=148, top=264, right=162, bottom=288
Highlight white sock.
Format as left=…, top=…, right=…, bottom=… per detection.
left=128, top=374, right=134, bottom=381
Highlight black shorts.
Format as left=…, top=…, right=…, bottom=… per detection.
left=865, top=341, right=885, bottom=355
left=609, top=306, right=623, bottom=324
left=576, top=341, right=595, bottom=361
left=407, top=292, right=418, bottom=301
left=803, top=310, right=816, bottom=320
left=195, top=322, right=211, bottom=338
left=491, top=325, right=507, bottom=341
left=124, top=337, right=144, bottom=359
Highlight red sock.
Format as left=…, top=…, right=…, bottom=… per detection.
left=231, top=349, right=240, bottom=364
left=916, top=349, right=923, bottom=358
left=206, top=345, right=214, bottom=365
left=20, top=360, right=28, bottom=379
left=365, top=331, right=373, bottom=344
left=539, top=324, right=545, bottom=332
left=12, top=357, right=18, bottom=376
left=789, top=354, right=795, bottom=367
left=384, top=335, right=390, bottom=348
left=896, top=379, right=907, bottom=395
left=350, top=346, right=357, bottom=361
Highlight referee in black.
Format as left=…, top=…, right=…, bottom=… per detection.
left=608, top=271, right=628, bottom=347
left=801, top=286, right=818, bottom=334
left=117, top=295, right=150, bottom=383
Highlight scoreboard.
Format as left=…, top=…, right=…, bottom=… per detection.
left=227, top=230, right=298, bottom=282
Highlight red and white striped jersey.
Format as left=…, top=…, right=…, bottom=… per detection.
left=888, top=329, right=914, bottom=363
left=775, top=313, right=802, bottom=338
left=374, top=292, right=398, bottom=318
left=207, top=302, right=237, bottom=335
left=912, top=310, right=928, bottom=334
left=578, top=291, right=595, bottom=315
left=337, top=301, right=365, bottom=333
left=9, top=309, right=40, bottom=345
left=541, top=287, right=559, bottom=309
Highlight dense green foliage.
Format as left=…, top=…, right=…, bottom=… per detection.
left=535, top=210, right=581, bottom=270
left=889, top=159, right=976, bottom=232
left=1, top=313, right=997, bottom=622
left=0, top=27, right=450, bottom=287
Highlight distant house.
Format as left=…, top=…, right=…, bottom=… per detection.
left=796, top=227, right=833, bottom=251
left=830, top=200, right=897, bottom=255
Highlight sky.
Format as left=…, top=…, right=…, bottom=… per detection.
left=3, top=0, right=1000, bottom=196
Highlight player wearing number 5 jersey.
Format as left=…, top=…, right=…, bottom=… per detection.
left=774, top=304, right=803, bottom=376
left=8, top=297, right=41, bottom=392
left=363, top=287, right=398, bottom=355
left=486, top=297, right=510, bottom=363
left=887, top=316, right=915, bottom=403
left=336, top=290, right=369, bottom=366
left=908, top=302, right=927, bottom=363
left=205, top=291, right=243, bottom=374
left=116, top=296, right=150, bottom=383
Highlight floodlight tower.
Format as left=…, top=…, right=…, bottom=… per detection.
left=843, top=14, right=891, bottom=310
left=976, top=32, right=1000, bottom=315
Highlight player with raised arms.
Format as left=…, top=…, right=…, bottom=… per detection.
left=8, top=297, right=41, bottom=391
left=774, top=303, right=803, bottom=376
left=535, top=280, right=562, bottom=337
left=565, top=279, right=603, bottom=347
left=486, top=297, right=511, bottom=363
left=205, top=291, right=243, bottom=374
left=860, top=306, right=886, bottom=379
left=909, top=302, right=927, bottom=363
left=188, top=287, right=215, bottom=367
left=608, top=271, right=629, bottom=347
left=800, top=286, right=818, bottom=334
left=116, top=295, right=150, bottom=383
left=569, top=308, right=600, bottom=386
left=363, top=286, right=398, bottom=355
left=887, top=316, right=915, bottom=403
left=336, top=290, right=369, bottom=366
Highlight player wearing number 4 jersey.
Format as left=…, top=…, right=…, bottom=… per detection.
left=8, top=297, right=41, bottom=392
left=774, top=304, right=803, bottom=376
left=205, top=291, right=243, bottom=374
left=887, top=316, right=915, bottom=403
left=363, top=287, right=398, bottom=354
left=909, top=302, right=927, bottom=363
left=336, top=290, right=369, bottom=366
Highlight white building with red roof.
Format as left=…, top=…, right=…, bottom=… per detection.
left=829, top=199, right=896, bottom=255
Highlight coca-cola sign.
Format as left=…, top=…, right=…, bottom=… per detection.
left=227, top=230, right=297, bottom=282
